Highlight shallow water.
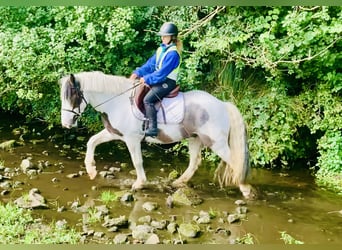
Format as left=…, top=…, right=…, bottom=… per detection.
left=0, top=114, right=341, bottom=244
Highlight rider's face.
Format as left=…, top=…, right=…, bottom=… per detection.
left=161, top=35, right=172, bottom=45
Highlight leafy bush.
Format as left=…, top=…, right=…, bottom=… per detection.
left=242, top=88, right=306, bottom=168
left=0, top=6, right=157, bottom=125
left=315, top=131, right=342, bottom=193
left=0, top=202, right=81, bottom=243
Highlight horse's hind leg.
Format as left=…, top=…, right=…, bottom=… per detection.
left=210, top=140, right=234, bottom=186
left=85, top=129, right=118, bottom=180
left=211, top=139, right=256, bottom=199
left=172, top=137, right=202, bottom=187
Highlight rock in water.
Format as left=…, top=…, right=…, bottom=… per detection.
left=145, top=233, right=160, bottom=244
left=178, top=223, right=201, bottom=238
left=14, top=188, right=48, bottom=209
left=142, top=201, right=159, bottom=212
left=113, top=234, right=128, bottom=244
left=171, top=187, right=203, bottom=206
left=131, top=224, right=154, bottom=241
left=20, top=159, right=35, bottom=173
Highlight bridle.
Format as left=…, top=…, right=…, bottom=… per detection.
left=62, top=75, right=88, bottom=122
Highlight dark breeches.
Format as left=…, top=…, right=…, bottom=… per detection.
left=143, top=80, right=177, bottom=106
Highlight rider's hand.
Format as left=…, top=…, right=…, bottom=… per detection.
left=139, top=77, right=147, bottom=86
left=129, top=73, right=138, bottom=80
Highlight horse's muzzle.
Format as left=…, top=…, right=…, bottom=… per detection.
left=62, top=120, right=77, bottom=129
left=62, top=123, right=73, bottom=129
left=61, top=111, right=78, bottom=129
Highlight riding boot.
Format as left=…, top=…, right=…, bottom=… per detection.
left=144, top=104, right=158, bottom=137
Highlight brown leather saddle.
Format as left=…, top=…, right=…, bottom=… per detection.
left=133, top=83, right=180, bottom=114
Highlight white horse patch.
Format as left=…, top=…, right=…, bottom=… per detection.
left=132, top=93, right=185, bottom=124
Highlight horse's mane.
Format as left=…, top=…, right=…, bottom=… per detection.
left=74, top=71, right=133, bottom=94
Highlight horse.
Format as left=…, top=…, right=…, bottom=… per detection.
left=59, top=71, right=255, bottom=199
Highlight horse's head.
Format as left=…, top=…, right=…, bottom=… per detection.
left=60, top=74, right=87, bottom=129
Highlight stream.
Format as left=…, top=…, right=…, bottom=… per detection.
left=0, top=113, right=341, bottom=244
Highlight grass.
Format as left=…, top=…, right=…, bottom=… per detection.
left=85, top=208, right=103, bottom=225
left=280, top=231, right=304, bottom=244
left=208, top=207, right=218, bottom=219
left=214, top=61, right=263, bottom=103
left=99, top=190, right=119, bottom=204
left=0, top=202, right=81, bottom=244
left=235, top=233, right=256, bottom=244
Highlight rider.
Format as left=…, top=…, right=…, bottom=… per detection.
left=130, top=22, right=182, bottom=137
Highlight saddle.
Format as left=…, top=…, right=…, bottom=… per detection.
left=134, top=84, right=180, bottom=114
left=131, top=83, right=184, bottom=124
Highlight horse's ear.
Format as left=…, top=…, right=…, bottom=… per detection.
left=70, top=74, right=75, bottom=84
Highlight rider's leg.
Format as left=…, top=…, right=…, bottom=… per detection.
left=143, top=80, right=176, bottom=136
left=144, top=102, right=158, bottom=136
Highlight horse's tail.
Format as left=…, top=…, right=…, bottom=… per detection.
left=215, top=102, right=250, bottom=187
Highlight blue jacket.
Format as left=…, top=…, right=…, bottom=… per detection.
left=134, top=43, right=180, bottom=86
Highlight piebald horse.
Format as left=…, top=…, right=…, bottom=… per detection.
left=60, top=71, right=254, bottom=198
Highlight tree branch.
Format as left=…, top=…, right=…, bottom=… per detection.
left=273, top=37, right=341, bottom=66
left=179, top=6, right=226, bottom=37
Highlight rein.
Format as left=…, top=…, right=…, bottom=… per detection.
left=93, top=81, right=142, bottom=109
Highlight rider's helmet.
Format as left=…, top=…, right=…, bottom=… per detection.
left=158, top=22, right=178, bottom=36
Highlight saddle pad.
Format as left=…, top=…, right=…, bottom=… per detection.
left=132, top=92, right=185, bottom=124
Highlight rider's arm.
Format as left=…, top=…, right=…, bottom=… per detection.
left=143, top=51, right=180, bottom=86
left=133, top=54, right=157, bottom=78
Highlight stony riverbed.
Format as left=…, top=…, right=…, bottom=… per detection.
left=1, top=115, right=342, bottom=244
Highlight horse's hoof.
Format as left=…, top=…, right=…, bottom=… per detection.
left=88, top=170, right=98, bottom=180
left=240, top=184, right=258, bottom=200
left=131, top=181, right=144, bottom=190
left=131, top=185, right=143, bottom=191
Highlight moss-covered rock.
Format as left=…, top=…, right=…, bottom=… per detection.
left=0, top=140, right=16, bottom=150
left=171, top=187, right=203, bottom=206
left=178, top=223, right=201, bottom=238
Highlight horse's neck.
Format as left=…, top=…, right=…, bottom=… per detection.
left=84, top=90, right=130, bottom=113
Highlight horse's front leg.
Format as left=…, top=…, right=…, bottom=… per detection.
left=84, top=129, right=118, bottom=180
left=173, top=137, right=202, bottom=187
left=125, top=137, right=146, bottom=190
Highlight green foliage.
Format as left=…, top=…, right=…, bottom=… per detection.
left=208, top=207, right=218, bottom=219
left=86, top=208, right=103, bottom=225
left=0, top=202, right=81, bottom=243
left=0, top=6, right=157, bottom=125
left=241, top=88, right=306, bottom=168
left=100, top=190, right=119, bottom=204
left=299, top=84, right=342, bottom=191
left=315, top=130, right=342, bottom=193
left=78, top=106, right=103, bottom=132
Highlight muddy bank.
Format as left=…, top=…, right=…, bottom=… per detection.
left=1, top=114, right=342, bottom=244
